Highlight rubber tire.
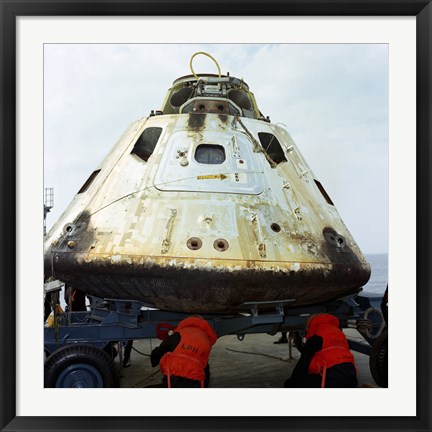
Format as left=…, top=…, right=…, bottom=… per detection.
left=44, top=344, right=120, bottom=388
left=369, top=329, right=388, bottom=387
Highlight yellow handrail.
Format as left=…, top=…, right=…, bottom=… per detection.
left=189, top=52, right=221, bottom=79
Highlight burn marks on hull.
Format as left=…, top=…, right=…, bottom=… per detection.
left=187, top=112, right=228, bottom=133
left=187, top=113, right=206, bottom=131
left=47, top=255, right=371, bottom=313
left=44, top=210, right=96, bottom=278
left=322, top=227, right=365, bottom=267
left=218, top=114, right=229, bottom=124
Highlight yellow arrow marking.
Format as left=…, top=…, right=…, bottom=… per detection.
left=197, top=174, right=228, bottom=180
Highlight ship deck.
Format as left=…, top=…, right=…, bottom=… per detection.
left=119, top=329, right=376, bottom=388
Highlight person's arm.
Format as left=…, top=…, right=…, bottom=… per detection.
left=290, top=335, right=323, bottom=382
left=150, top=332, right=181, bottom=367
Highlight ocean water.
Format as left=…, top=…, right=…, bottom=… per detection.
left=362, top=253, right=388, bottom=294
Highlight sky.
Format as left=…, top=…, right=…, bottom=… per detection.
left=44, top=43, right=388, bottom=254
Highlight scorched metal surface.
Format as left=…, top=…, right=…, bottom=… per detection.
left=44, top=53, right=370, bottom=313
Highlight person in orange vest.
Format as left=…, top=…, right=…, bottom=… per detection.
left=64, top=284, right=87, bottom=312
left=284, top=314, right=357, bottom=388
left=149, top=316, right=218, bottom=388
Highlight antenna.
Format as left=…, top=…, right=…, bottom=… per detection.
left=44, top=188, right=54, bottom=236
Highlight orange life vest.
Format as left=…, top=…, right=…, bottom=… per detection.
left=159, top=316, right=218, bottom=382
left=306, top=314, right=355, bottom=375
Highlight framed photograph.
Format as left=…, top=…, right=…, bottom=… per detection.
left=1, top=1, right=430, bottom=431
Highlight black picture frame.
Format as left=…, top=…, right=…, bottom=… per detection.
left=1, top=1, right=430, bottom=431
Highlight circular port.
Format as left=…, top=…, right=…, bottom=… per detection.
left=62, top=222, right=87, bottom=236
left=270, top=223, right=281, bottom=233
left=323, top=228, right=346, bottom=248
left=337, top=237, right=345, bottom=246
left=63, top=224, right=73, bottom=235
left=187, top=237, right=202, bottom=251
left=213, top=238, right=229, bottom=252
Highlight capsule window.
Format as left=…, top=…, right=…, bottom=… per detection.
left=77, top=169, right=101, bottom=194
left=314, top=179, right=334, bottom=206
left=131, top=127, right=163, bottom=162
left=195, top=144, right=226, bottom=164
left=258, top=132, right=287, bottom=165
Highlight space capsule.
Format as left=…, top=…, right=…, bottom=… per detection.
left=44, top=52, right=370, bottom=313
